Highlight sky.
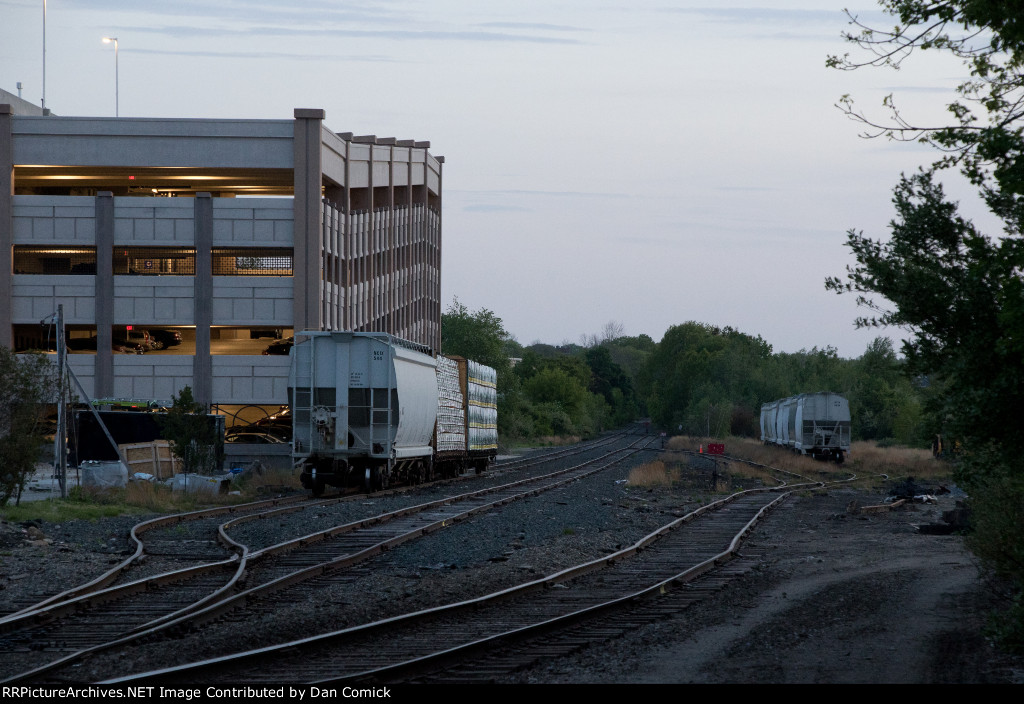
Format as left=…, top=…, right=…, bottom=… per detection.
left=0, top=0, right=991, bottom=359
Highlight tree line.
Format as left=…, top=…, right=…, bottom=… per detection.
left=441, top=301, right=931, bottom=448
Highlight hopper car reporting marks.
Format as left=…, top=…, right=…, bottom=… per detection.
left=760, top=392, right=850, bottom=462
left=289, top=331, right=498, bottom=495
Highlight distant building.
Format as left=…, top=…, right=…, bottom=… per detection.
left=0, top=106, right=443, bottom=425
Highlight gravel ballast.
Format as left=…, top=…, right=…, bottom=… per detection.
left=2, top=443, right=1022, bottom=684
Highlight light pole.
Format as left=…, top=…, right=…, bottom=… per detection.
left=42, top=0, right=46, bottom=112
left=102, top=36, right=118, bottom=117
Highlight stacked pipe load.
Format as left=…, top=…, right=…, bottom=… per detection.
left=467, top=360, right=498, bottom=451
left=436, top=355, right=467, bottom=452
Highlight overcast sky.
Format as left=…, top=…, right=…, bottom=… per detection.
left=0, top=1, right=985, bottom=358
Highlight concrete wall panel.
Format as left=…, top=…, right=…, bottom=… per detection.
left=349, top=161, right=369, bottom=189
left=9, top=197, right=99, bottom=242
left=211, top=356, right=290, bottom=404
left=12, top=117, right=294, bottom=169
left=113, top=198, right=194, bottom=244
left=212, top=199, right=294, bottom=245
left=12, top=276, right=97, bottom=323
left=112, top=355, right=194, bottom=401
left=211, top=279, right=293, bottom=325
left=68, top=357, right=95, bottom=399
left=114, top=276, right=194, bottom=323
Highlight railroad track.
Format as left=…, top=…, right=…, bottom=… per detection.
left=0, top=432, right=656, bottom=683
left=0, top=493, right=311, bottom=621
left=108, top=483, right=812, bottom=684
left=1, top=430, right=631, bottom=623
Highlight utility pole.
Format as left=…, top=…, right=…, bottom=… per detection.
left=55, top=304, right=68, bottom=497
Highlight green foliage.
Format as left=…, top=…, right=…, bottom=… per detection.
left=846, top=337, right=926, bottom=445
left=585, top=345, right=638, bottom=425
left=523, top=367, right=588, bottom=409
left=828, top=0, right=1024, bottom=649
left=828, top=173, right=1024, bottom=459
left=159, top=386, right=222, bottom=474
left=493, top=331, right=646, bottom=442
left=966, top=468, right=1024, bottom=652
left=440, top=297, right=513, bottom=386
left=640, top=322, right=778, bottom=436
left=510, top=347, right=614, bottom=439
left=0, top=348, right=58, bottom=507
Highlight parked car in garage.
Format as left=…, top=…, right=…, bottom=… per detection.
left=262, top=337, right=294, bottom=355
left=225, top=428, right=289, bottom=444
left=147, top=329, right=182, bottom=349
left=111, top=335, right=148, bottom=354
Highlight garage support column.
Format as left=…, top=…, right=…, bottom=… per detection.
left=434, top=157, right=443, bottom=353
left=293, top=109, right=326, bottom=336
left=193, top=193, right=213, bottom=409
left=0, top=105, right=12, bottom=348
left=94, top=192, right=114, bottom=397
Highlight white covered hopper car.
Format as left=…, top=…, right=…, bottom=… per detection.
left=289, top=331, right=498, bottom=494
left=760, top=392, right=850, bottom=462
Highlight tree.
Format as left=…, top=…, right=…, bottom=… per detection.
left=440, top=297, right=513, bottom=388
left=640, top=322, right=778, bottom=433
left=579, top=320, right=625, bottom=348
left=827, top=0, right=1024, bottom=649
left=0, top=348, right=59, bottom=506
left=159, top=386, right=222, bottom=475
left=584, top=345, right=638, bottom=425
left=829, top=2, right=1024, bottom=196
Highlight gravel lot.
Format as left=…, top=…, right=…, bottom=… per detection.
left=1, top=445, right=1022, bottom=684
left=504, top=487, right=1024, bottom=684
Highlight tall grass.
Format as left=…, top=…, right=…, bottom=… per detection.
left=845, top=441, right=945, bottom=480
left=626, top=460, right=678, bottom=487
left=1, top=466, right=304, bottom=523
left=666, top=434, right=951, bottom=485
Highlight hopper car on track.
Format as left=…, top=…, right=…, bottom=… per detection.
left=760, top=392, right=850, bottom=462
left=289, top=331, right=498, bottom=495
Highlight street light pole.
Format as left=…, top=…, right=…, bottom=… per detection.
left=41, top=0, right=46, bottom=112
left=102, top=36, right=118, bottom=117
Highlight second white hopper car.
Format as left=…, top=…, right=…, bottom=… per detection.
left=760, top=392, right=850, bottom=462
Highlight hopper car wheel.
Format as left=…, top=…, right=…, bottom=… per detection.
left=311, top=478, right=325, bottom=497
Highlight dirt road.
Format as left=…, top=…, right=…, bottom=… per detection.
left=509, top=487, right=1023, bottom=684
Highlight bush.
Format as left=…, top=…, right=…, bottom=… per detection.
left=965, top=471, right=1024, bottom=653
left=0, top=348, right=59, bottom=506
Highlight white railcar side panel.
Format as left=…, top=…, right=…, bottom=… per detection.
left=794, top=397, right=807, bottom=450
left=392, top=345, right=438, bottom=458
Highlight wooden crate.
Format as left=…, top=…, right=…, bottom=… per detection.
left=119, top=440, right=179, bottom=479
